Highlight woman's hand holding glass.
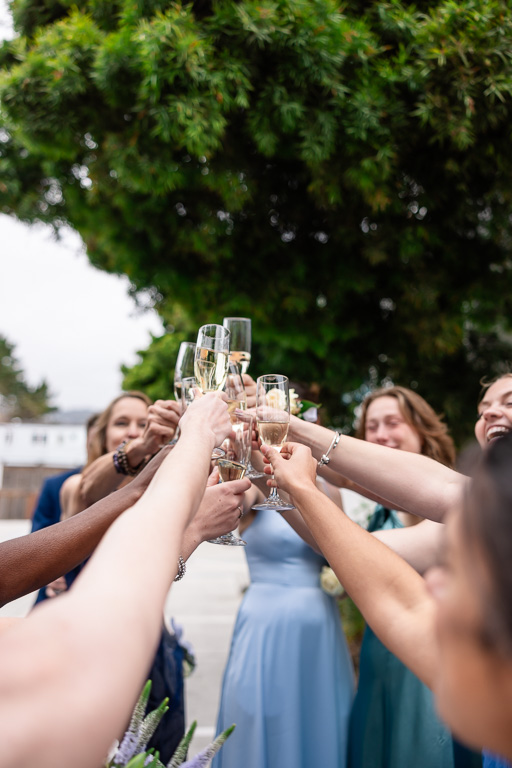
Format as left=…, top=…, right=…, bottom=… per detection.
left=208, top=412, right=253, bottom=546
left=127, top=400, right=181, bottom=465
left=260, top=442, right=317, bottom=502
left=252, top=374, right=295, bottom=512
left=179, top=391, right=232, bottom=451
left=188, top=467, right=251, bottom=546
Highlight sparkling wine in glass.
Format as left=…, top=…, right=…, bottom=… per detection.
left=194, top=324, right=230, bottom=393
left=181, top=376, right=199, bottom=411
left=224, top=361, right=247, bottom=420
left=252, top=374, right=295, bottom=512
left=208, top=413, right=251, bottom=547
left=223, top=317, right=251, bottom=374
left=222, top=317, right=262, bottom=478
left=174, top=342, right=196, bottom=403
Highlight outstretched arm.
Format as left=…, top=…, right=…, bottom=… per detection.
left=0, top=447, right=173, bottom=608
left=262, top=442, right=438, bottom=688
left=287, top=416, right=466, bottom=522
left=78, top=400, right=181, bottom=509
left=373, top=518, right=445, bottom=575
left=0, top=394, right=231, bottom=768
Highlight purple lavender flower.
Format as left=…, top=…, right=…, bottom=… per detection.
left=112, top=729, right=140, bottom=765
left=177, top=725, right=235, bottom=768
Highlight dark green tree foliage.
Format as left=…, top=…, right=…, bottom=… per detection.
left=0, top=335, right=54, bottom=419
left=2, top=0, right=512, bottom=442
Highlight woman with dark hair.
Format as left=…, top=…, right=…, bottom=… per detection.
left=261, top=433, right=512, bottom=765
left=348, top=386, right=457, bottom=768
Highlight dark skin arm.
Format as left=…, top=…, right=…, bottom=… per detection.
left=0, top=448, right=172, bottom=608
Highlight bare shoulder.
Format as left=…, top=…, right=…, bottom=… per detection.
left=59, top=473, right=84, bottom=520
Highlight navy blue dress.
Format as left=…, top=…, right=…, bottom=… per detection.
left=31, top=468, right=82, bottom=603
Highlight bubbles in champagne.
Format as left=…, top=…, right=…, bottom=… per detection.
left=257, top=421, right=289, bottom=448
left=217, top=459, right=247, bottom=482
left=174, top=380, right=183, bottom=402
left=229, top=350, right=251, bottom=375
left=194, top=348, right=228, bottom=392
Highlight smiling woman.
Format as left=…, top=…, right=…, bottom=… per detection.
left=260, top=434, right=512, bottom=763
left=475, top=375, right=512, bottom=447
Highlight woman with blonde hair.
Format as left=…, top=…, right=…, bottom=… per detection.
left=60, top=390, right=178, bottom=519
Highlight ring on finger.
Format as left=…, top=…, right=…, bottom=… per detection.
left=237, top=506, right=243, bottom=519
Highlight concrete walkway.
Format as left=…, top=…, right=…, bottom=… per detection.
left=0, top=520, right=248, bottom=756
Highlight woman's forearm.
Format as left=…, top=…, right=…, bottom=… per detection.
left=288, top=418, right=465, bottom=522
left=0, top=482, right=141, bottom=608
left=373, top=519, right=445, bottom=575
left=79, top=452, right=126, bottom=507
left=0, top=413, right=217, bottom=768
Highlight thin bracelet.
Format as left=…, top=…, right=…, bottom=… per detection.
left=318, top=431, right=341, bottom=467
left=174, top=556, right=186, bottom=582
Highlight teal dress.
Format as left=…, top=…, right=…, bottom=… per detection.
left=348, top=506, right=454, bottom=768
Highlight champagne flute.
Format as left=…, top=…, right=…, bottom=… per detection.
left=208, top=413, right=251, bottom=546
left=223, top=317, right=262, bottom=478
left=181, top=376, right=199, bottom=411
left=194, top=324, right=230, bottom=459
left=181, top=375, right=225, bottom=457
left=224, top=361, right=247, bottom=419
left=252, top=374, right=295, bottom=512
left=174, top=342, right=196, bottom=403
left=225, top=361, right=264, bottom=479
left=223, top=317, right=251, bottom=374
left=194, top=324, right=230, bottom=393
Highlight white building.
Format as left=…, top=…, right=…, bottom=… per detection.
left=0, top=423, right=87, bottom=519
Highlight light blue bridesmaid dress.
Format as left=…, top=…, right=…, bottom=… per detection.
left=212, top=509, right=354, bottom=768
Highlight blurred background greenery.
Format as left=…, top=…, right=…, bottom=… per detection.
left=2, top=0, right=512, bottom=444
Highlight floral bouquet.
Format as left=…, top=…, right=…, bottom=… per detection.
left=107, top=681, right=234, bottom=768
left=289, top=388, right=320, bottom=421
left=320, top=566, right=346, bottom=599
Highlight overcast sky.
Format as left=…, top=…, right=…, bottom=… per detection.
left=0, top=2, right=167, bottom=413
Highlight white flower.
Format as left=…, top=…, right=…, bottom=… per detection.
left=265, top=387, right=287, bottom=410
left=320, top=566, right=345, bottom=597
left=289, top=388, right=301, bottom=415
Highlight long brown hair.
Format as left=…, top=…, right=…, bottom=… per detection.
left=461, top=433, right=512, bottom=656
left=355, top=386, right=456, bottom=468
left=478, top=372, right=512, bottom=406
left=86, top=391, right=152, bottom=467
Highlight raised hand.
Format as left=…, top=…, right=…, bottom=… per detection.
left=242, top=374, right=257, bottom=409
left=260, top=442, right=317, bottom=499
left=180, top=391, right=231, bottom=446
left=137, top=400, right=181, bottom=455
left=188, top=476, right=252, bottom=545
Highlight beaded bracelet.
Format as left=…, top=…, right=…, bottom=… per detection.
left=318, top=431, right=341, bottom=467
left=174, top=556, right=186, bottom=582
left=112, top=440, right=146, bottom=476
